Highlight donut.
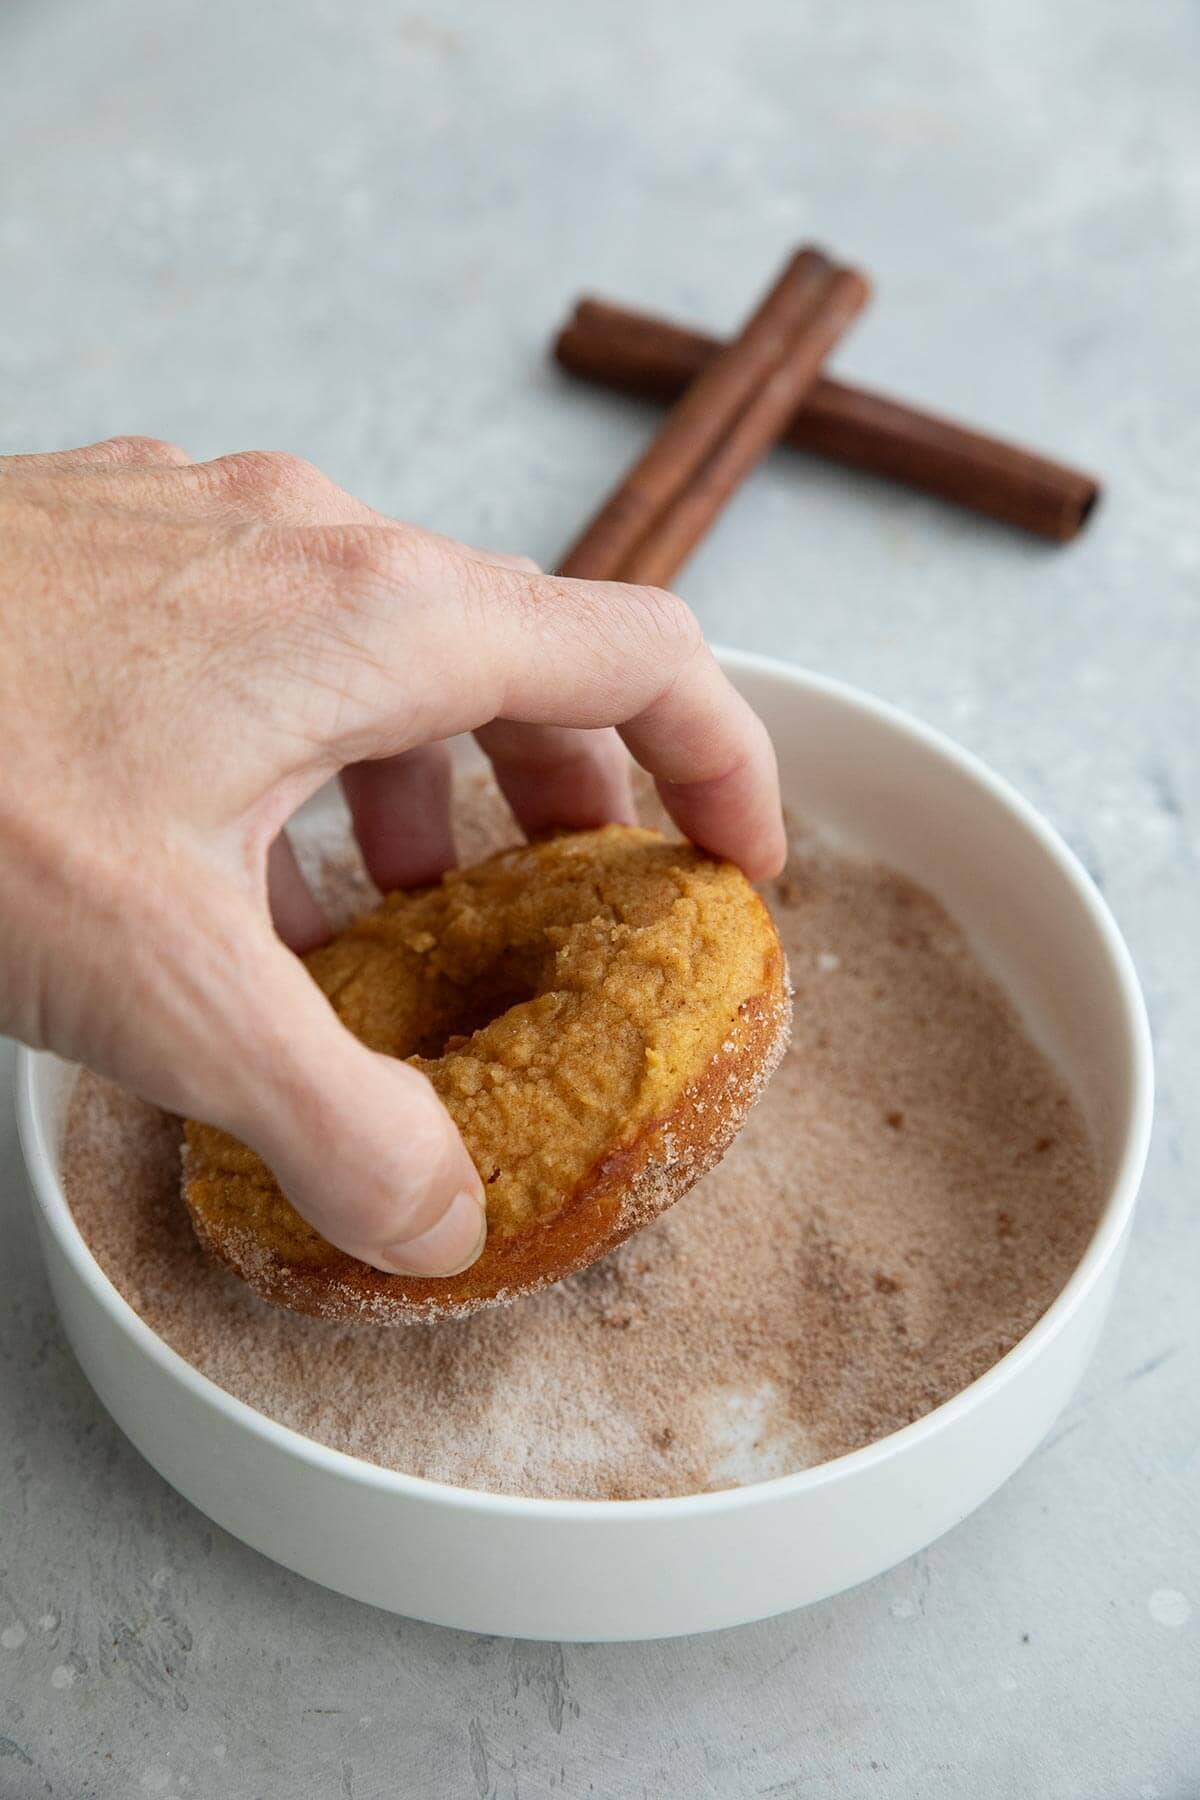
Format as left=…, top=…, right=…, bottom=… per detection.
left=182, top=824, right=791, bottom=1322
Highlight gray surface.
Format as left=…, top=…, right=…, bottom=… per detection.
left=1, top=0, right=1197, bottom=1793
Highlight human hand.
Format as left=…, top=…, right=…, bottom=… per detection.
left=0, top=437, right=785, bottom=1277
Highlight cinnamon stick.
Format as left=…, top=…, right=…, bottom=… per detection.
left=557, top=249, right=870, bottom=584
left=556, top=297, right=1099, bottom=543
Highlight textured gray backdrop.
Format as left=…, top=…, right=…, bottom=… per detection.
left=1, top=1, right=1197, bottom=1795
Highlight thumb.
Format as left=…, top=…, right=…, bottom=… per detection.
left=206, top=937, right=488, bottom=1278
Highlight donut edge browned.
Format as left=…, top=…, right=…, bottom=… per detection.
left=184, top=922, right=792, bottom=1327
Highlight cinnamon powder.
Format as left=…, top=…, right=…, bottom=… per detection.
left=61, top=776, right=1101, bottom=1500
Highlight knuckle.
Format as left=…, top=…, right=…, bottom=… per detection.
left=96, top=434, right=191, bottom=466
left=210, top=448, right=326, bottom=507
left=512, top=575, right=705, bottom=687
left=484, top=567, right=567, bottom=649
left=625, top=582, right=705, bottom=662
left=510, top=568, right=566, bottom=622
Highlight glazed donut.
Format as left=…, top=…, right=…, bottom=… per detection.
left=182, top=824, right=791, bottom=1322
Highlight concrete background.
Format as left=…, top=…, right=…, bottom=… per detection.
left=1, top=0, right=1197, bottom=1794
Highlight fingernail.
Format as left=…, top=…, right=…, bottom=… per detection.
left=380, top=1189, right=487, bottom=1278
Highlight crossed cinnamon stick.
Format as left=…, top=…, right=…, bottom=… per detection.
left=555, top=247, right=1099, bottom=584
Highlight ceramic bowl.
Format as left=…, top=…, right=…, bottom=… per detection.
left=15, top=650, right=1153, bottom=1641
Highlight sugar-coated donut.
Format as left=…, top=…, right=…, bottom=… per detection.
left=182, top=824, right=791, bottom=1322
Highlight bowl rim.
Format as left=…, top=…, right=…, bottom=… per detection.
left=15, top=648, right=1155, bottom=1522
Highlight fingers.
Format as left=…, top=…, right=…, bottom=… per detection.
left=266, top=830, right=331, bottom=952
left=101, top=870, right=486, bottom=1278
left=618, top=648, right=786, bottom=882
left=469, top=570, right=785, bottom=876
left=42, top=446, right=780, bottom=879
left=467, top=553, right=640, bottom=836
left=474, top=722, right=636, bottom=837
left=343, top=720, right=635, bottom=897
left=241, top=940, right=487, bottom=1274
left=185, top=926, right=487, bottom=1276
left=280, top=530, right=785, bottom=880
left=340, top=742, right=456, bottom=892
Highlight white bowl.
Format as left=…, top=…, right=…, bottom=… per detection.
left=15, top=651, right=1153, bottom=1642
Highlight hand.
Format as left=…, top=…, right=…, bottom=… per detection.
left=0, top=437, right=785, bottom=1277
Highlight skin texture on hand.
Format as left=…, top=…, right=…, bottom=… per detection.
left=0, top=437, right=786, bottom=1276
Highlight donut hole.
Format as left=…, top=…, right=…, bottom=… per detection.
left=411, top=972, right=541, bottom=1059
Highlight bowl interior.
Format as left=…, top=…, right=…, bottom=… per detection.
left=22, top=653, right=1151, bottom=1495
left=728, top=660, right=1144, bottom=1192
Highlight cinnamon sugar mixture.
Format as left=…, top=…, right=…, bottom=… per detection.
left=62, top=775, right=1101, bottom=1500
